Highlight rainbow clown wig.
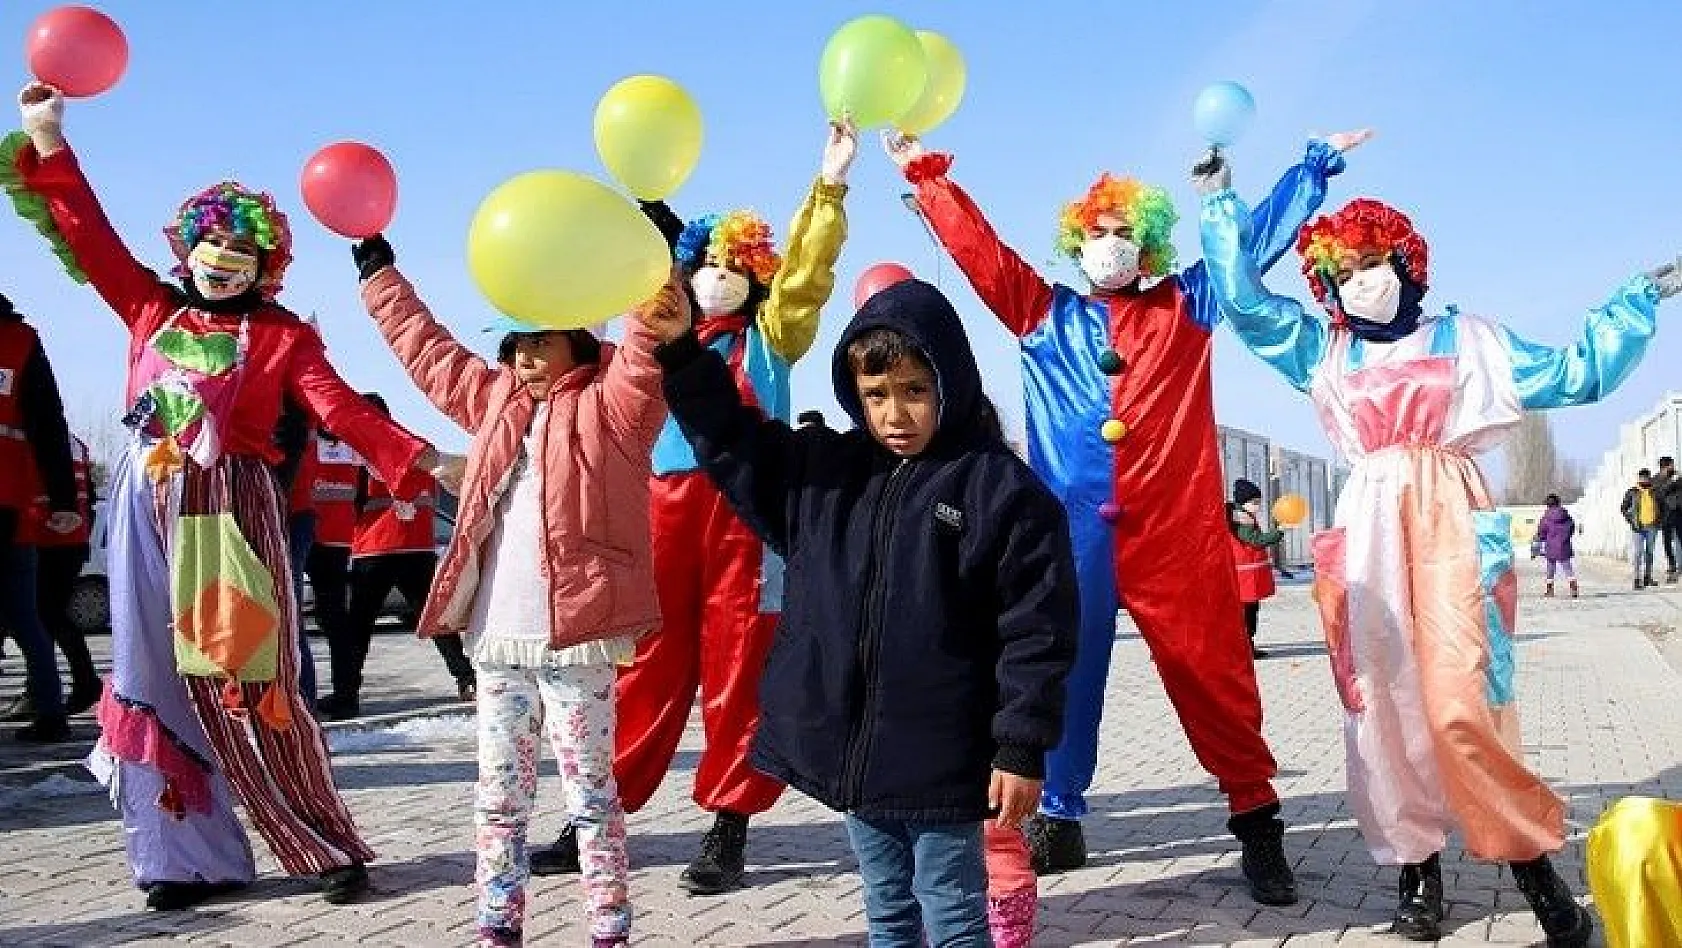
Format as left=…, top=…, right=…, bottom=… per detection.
left=675, top=210, right=782, bottom=286
left=1056, top=174, right=1179, bottom=278
left=164, top=181, right=295, bottom=297
left=1296, top=198, right=1429, bottom=308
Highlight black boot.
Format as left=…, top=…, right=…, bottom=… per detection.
left=1391, top=853, right=1444, bottom=941
left=144, top=880, right=247, bottom=911
left=681, top=810, right=747, bottom=895
left=1510, top=855, right=1593, bottom=948
left=320, top=863, right=370, bottom=905
left=1023, top=814, right=1087, bottom=874
left=530, top=822, right=581, bottom=877
left=1228, top=802, right=1298, bottom=906
left=15, top=714, right=72, bottom=743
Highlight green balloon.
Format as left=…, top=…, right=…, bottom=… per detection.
left=818, top=15, right=928, bottom=129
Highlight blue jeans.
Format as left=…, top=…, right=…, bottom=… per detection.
left=843, top=815, right=990, bottom=948
left=288, top=512, right=318, bottom=707
left=2, top=537, right=65, bottom=717
left=1632, top=527, right=1658, bottom=583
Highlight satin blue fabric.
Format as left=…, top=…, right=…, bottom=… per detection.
left=1036, top=142, right=1343, bottom=819
left=1502, top=276, right=1660, bottom=410
left=1199, top=189, right=1328, bottom=391
left=1473, top=509, right=1516, bottom=707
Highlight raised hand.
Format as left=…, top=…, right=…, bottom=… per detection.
left=1324, top=128, right=1375, bottom=153
left=821, top=116, right=859, bottom=186
left=634, top=265, right=694, bottom=343
left=881, top=129, right=926, bottom=171
left=351, top=234, right=396, bottom=281
left=1191, top=147, right=1232, bottom=196
left=1646, top=254, right=1682, bottom=299
left=18, top=82, right=65, bottom=155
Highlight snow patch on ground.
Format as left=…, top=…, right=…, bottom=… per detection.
left=0, top=773, right=104, bottom=808
left=328, top=713, right=477, bottom=753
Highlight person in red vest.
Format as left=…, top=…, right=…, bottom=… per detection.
left=0, top=292, right=77, bottom=743
left=317, top=392, right=473, bottom=719
left=1227, top=479, right=1284, bottom=660
left=305, top=425, right=360, bottom=712
left=15, top=431, right=103, bottom=721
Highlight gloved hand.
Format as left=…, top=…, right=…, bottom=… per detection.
left=351, top=234, right=396, bottom=281
left=639, top=200, right=684, bottom=252
left=18, top=82, right=65, bottom=156
left=1191, top=148, right=1231, bottom=197
left=1646, top=254, right=1682, bottom=299
left=821, top=117, right=859, bottom=186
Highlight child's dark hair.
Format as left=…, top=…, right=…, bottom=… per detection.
left=1545, top=493, right=1561, bottom=506
left=496, top=329, right=602, bottom=367
left=846, top=327, right=932, bottom=377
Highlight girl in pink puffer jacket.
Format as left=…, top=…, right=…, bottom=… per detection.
left=352, top=234, right=682, bottom=948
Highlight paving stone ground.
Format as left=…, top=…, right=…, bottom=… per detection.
left=1, top=556, right=1678, bottom=946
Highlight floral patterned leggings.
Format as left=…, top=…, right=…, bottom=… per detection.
left=474, top=661, right=630, bottom=945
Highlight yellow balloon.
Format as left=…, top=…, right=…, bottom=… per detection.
left=818, top=14, right=927, bottom=129
left=594, top=75, right=703, bottom=201
left=1588, top=797, right=1682, bottom=948
left=467, top=171, right=668, bottom=329
left=896, top=31, right=966, bottom=135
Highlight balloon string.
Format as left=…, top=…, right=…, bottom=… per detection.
left=900, top=192, right=945, bottom=291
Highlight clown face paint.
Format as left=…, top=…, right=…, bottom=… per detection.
left=691, top=265, right=751, bottom=316
left=188, top=241, right=259, bottom=300
left=1078, top=234, right=1142, bottom=290
left=1338, top=262, right=1402, bottom=324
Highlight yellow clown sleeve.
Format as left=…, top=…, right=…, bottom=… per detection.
left=1587, top=796, right=1682, bottom=948
left=758, top=177, right=848, bottom=365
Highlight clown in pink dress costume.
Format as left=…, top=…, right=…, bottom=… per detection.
left=887, top=129, right=1363, bottom=902
left=1197, top=160, right=1681, bottom=944
left=4, top=84, right=437, bottom=912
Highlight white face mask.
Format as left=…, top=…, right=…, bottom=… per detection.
left=690, top=265, right=751, bottom=316
left=1244, top=500, right=1262, bottom=514
left=1078, top=235, right=1142, bottom=290
left=187, top=242, right=259, bottom=301
left=1338, top=264, right=1401, bottom=324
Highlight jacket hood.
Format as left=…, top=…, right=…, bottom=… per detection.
left=831, top=279, right=984, bottom=449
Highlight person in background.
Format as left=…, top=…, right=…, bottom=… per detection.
left=274, top=396, right=318, bottom=708
left=304, top=425, right=361, bottom=709
left=1654, top=455, right=1680, bottom=584
left=1532, top=494, right=1578, bottom=598
left=1227, top=479, right=1284, bottom=660
left=25, top=430, right=103, bottom=718
left=319, top=392, right=474, bottom=720
left=0, top=291, right=78, bottom=743
left=1621, top=469, right=1662, bottom=591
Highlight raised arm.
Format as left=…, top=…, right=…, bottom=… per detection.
left=598, top=274, right=681, bottom=447
left=354, top=239, right=499, bottom=433
left=759, top=120, right=856, bottom=364
left=988, top=481, right=1080, bottom=780
left=8, top=85, right=174, bottom=334
left=285, top=327, right=428, bottom=487
left=1198, top=189, right=1330, bottom=391
left=1502, top=269, right=1670, bottom=410
left=888, top=136, right=1053, bottom=337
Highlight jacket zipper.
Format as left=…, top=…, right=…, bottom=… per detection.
left=841, top=457, right=913, bottom=809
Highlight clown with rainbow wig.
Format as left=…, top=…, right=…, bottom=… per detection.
left=884, top=125, right=1367, bottom=904
left=1196, top=150, right=1682, bottom=944
left=529, top=119, right=858, bottom=895
left=5, top=82, right=445, bottom=912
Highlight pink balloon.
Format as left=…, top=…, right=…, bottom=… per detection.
left=25, top=6, right=128, bottom=98
left=300, top=142, right=398, bottom=239
left=854, top=262, right=915, bottom=310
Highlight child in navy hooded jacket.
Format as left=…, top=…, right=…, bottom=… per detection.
left=648, top=278, right=1078, bottom=946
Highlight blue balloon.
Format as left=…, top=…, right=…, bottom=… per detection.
left=1193, top=81, right=1256, bottom=148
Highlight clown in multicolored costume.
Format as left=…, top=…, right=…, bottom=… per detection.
left=533, top=120, right=857, bottom=894
left=883, top=128, right=1365, bottom=904
left=5, top=83, right=443, bottom=911
left=1196, top=152, right=1681, bottom=943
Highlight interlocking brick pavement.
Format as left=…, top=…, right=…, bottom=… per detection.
left=2, top=556, right=1678, bottom=946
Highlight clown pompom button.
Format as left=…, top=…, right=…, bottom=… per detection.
left=1097, top=349, right=1124, bottom=375
left=1100, top=419, right=1128, bottom=443
left=1098, top=501, right=1122, bottom=523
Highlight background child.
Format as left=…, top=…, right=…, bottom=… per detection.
left=648, top=277, right=1079, bottom=946
left=1227, top=479, right=1285, bottom=659
left=351, top=235, right=677, bottom=948
left=1534, top=494, right=1578, bottom=598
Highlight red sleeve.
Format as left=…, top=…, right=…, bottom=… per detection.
left=284, top=330, right=427, bottom=487
left=908, top=154, right=1054, bottom=337
left=16, top=144, right=175, bottom=337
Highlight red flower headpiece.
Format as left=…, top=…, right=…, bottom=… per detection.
left=1296, top=198, right=1428, bottom=308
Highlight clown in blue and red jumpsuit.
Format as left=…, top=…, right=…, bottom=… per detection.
left=895, top=136, right=1351, bottom=901
left=592, top=124, right=854, bottom=896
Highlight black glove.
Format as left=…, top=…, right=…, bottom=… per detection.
left=639, top=200, right=684, bottom=253
left=351, top=234, right=396, bottom=281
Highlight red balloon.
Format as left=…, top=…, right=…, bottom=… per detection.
left=854, top=262, right=915, bottom=310
left=25, top=6, right=128, bottom=98
left=300, top=142, right=398, bottom=239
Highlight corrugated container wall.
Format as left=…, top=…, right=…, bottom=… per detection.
left=1577, top=393, right=1682, bottom=559
left=1215, top=425, right=1341, bottom=567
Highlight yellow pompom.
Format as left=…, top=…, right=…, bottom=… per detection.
left=1100, top=419, right=1128, bottom=443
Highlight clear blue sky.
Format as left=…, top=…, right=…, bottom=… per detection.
left=4, top=0, right=1679, bottom=479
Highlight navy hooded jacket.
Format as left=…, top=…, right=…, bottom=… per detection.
left=656, top=279, right=1079, bottom=822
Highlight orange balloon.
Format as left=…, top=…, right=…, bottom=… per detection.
left=1272, top=493, right=1309, bottom=528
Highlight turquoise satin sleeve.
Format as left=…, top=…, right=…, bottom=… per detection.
left=1198, top=189, right=1329, bottom=391
left=1503, top=275, right=1661, bottom=410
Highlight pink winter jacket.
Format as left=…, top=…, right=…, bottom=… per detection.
left=360, top=266, right=666, bottom=647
